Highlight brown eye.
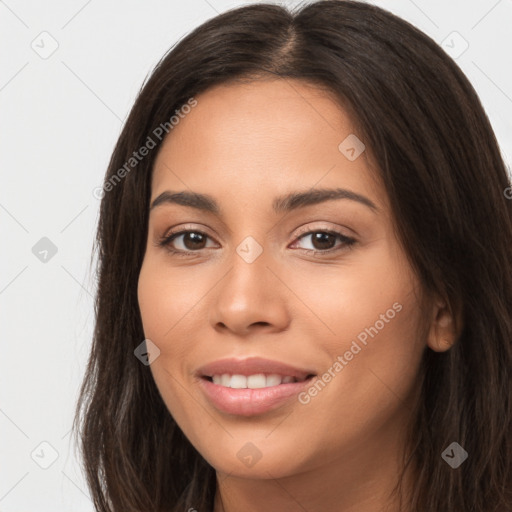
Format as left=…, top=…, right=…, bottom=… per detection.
left=293, top=230, right=356, bottom=254
left=178, top=232, right=208, bottom=250
left=308, top=232, right=337, bottom=251
left=158, top=230, right=216, bottom=254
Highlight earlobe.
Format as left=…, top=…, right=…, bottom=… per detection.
left=426, top=299, right=460, bottom=352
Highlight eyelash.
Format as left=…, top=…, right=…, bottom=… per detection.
left=157, top=226, right=356, bottom=258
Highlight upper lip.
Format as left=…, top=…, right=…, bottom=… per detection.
left=197, top=357, right=316, bottom=381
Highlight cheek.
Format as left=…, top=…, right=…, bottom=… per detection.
left=292, top=302, right=424, bottom=471
left=137, top=255, right=211, bottom=382
left=296, top=246, right=425, bottom=423
left=307, top=289, right=423, bottom=428
left=136, top=259, right=194, bottom=395
left=137, top=259, right=204, bottom=430
left=287, top=243, right=417, bottom=349
left=137, top=256, right=203, bottom=341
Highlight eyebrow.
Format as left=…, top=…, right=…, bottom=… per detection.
left=149, top=188, right=379, bottom=215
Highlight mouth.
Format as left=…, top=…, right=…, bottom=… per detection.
left=196, top=357, right=317, bottom=416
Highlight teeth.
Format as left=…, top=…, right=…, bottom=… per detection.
left=230, top=375, right=247, bottom=389
left=210, top=373, right=300, bottom=389
left=266, top=374, right=282, bottom=387
left=247, top=374, right=266, bottom=388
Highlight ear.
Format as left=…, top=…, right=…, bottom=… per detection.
left=426, top=297, right=460, bottom=352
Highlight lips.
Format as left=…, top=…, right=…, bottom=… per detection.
left=196, top=357, right=317, bottom=416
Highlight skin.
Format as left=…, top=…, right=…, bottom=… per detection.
left=137, top=78, right=458, bottom=512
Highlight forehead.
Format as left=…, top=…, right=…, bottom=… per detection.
left=150, top=78, right=383, bottom=212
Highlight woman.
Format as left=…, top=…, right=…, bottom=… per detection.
left=73, top=1, right=512, bottom=511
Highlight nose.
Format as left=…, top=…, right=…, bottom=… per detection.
left=209, top=247, right=291, bottom=337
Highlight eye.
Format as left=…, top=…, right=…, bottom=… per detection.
left=157, top=229, right=216, bottom=255
left=290, top=229, right=356, bottom=254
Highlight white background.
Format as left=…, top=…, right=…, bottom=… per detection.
left=1, top=0, right=511, bottom=510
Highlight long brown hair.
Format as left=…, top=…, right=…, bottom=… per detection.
left=73, top=1, right=512, bottom=510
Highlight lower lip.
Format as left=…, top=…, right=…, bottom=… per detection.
left=198, top=376, right=315, bottom=416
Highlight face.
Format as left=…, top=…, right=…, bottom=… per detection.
left=137, top=78, right=435, bottom=481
